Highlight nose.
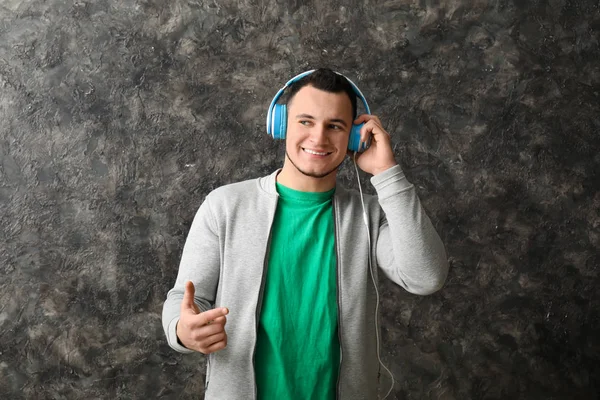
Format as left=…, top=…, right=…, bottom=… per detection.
left=308, top=122, right=328, bottom=145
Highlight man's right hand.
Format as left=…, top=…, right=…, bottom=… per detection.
left=176, top=280, right=229, bottom=354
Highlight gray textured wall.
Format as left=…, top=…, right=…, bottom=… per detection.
left=1, top=0, right=599, bottom=399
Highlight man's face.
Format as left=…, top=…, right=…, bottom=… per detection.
left=284, top=85, right=353, bottom=179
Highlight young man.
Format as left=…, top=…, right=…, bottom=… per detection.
left=162, top=68, right=449, bottom=400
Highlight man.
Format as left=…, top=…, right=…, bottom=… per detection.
left=162, top=68, right=449, bottom=400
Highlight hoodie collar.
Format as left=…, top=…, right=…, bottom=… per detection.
left=259, top=169, right=346, bottom=198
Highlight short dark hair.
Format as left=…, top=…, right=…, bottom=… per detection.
left=285, top=68, right=358, bottom=120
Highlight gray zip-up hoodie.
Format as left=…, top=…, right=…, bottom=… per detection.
left=162, top=165, right=449, bottom=400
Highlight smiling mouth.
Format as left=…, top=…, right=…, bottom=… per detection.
left=303, top=148, right=332, bottom=156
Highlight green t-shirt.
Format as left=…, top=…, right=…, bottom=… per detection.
left=254, top=182, right=340, bottom=400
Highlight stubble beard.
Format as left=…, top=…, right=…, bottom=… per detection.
left=285, top=150, right=346, bottom=179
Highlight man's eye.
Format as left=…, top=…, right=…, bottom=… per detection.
left=299, top=120, right=310, bottom=126
left=330, top=124, right=342, bottom=130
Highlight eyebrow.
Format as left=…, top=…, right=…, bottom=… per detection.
left=295, top=114, right=348, bottom=128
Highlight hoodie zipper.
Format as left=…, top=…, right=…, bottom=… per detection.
left=251, top=197, right=277, bottom=400
left=205, top=355, right=211, bottom=390
left=332, top=197, right=343, bottom=400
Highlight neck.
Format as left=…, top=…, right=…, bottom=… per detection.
left=276, top=159, right=337, bottom=192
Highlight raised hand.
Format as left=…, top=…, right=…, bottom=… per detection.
left=349, top=114, right=397, bottom=176
left=176, top=281, right=229, bottom=354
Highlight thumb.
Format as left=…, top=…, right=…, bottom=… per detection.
left=181, top=281, right=201, bottom=314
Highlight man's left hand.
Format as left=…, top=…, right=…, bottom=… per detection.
left=348, top=114, right=398, bottom=176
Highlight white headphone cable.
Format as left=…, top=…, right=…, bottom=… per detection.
left=353, top=152, right=395, bottom=400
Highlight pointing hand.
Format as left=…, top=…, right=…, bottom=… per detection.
left=176, top=281, right=229, bottom=354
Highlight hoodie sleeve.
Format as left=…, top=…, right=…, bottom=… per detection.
left=161, top=194, right=221, bottom=353
left=371, top=165, right=449, bottom=295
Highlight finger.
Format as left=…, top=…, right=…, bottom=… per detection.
left=360, top=123, right=372, bottom=146
left=199, top=331, right=227, bottom=348
left=191, top=321, right=226, bottom=340
left=354, top=114, right=382, bottom=125
left=362, top=118, right=384, bottom=132
left=361, top=120, right=389, bottom=143
left=181, top=281, right=201, bottom=314
left=198, top=307, right=229, bottom=326
left=203, top=335, right=228, bottom=354
left=211, top=315, right=227, bottom=326
left=370, top=115, right=382, bottom=126
left=359, top=120, right=380, bottom=145
left=354, top=114, right=372, bottom=124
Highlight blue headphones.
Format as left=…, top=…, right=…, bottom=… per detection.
left=266, top=70, right=372, bottom=152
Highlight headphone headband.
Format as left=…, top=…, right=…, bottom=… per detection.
left=266, top=70, right=371, bottom=137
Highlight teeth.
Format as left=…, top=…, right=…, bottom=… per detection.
left=304, top=148, right=328, bottom=156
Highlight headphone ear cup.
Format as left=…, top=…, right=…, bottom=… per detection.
left=348, top=123, right=366, bottom=152
left=271, top=104, right=288, bottom=140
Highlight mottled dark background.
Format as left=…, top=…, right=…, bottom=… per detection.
left=0, top=0, right=598, bottom=399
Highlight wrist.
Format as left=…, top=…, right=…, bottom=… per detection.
left=176, top=321, right=187, bottom=348
left=371, top=163, right=398, bottom=176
